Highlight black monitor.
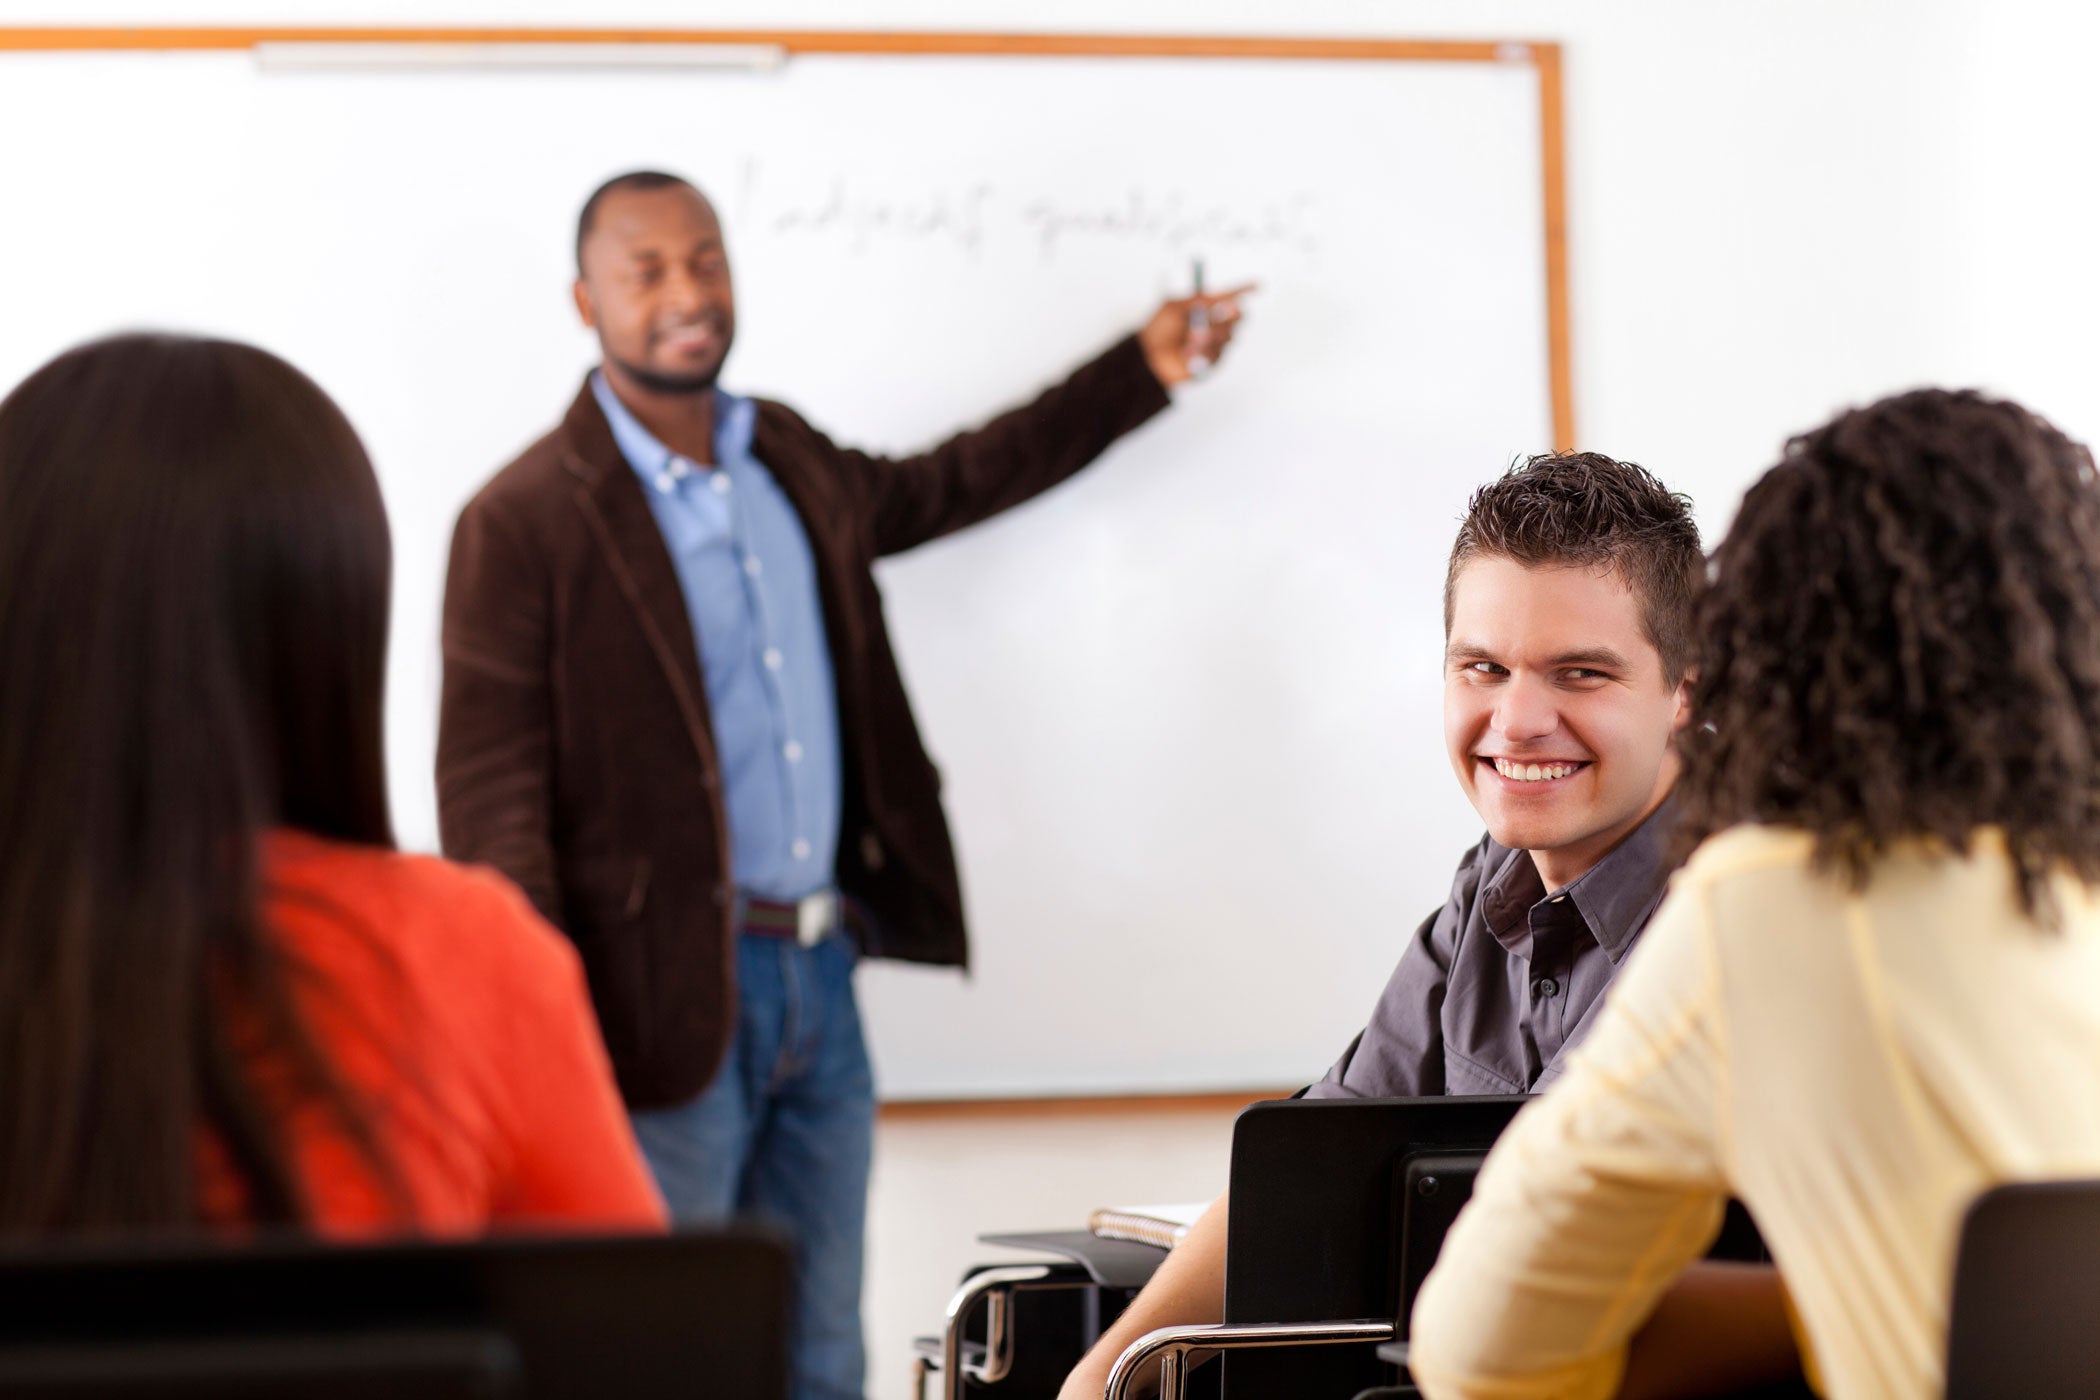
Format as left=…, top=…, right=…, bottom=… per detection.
left=1221, top=1095, right=1530, bottom=1399
left=1221, top=1095, right=1774, bottom=1400
left=0, top=1226, right=790, bottom=1398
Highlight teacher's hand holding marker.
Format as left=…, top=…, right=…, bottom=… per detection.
left=1138, top=258, right=1254, bottom=386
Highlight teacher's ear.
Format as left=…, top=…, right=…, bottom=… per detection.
left=573, top=277, right=599, bottom=331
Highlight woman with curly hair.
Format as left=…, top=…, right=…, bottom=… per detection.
left=0, top=334, right=665, bottom=1236
left=1410, top=389, right=2100, bottom=1400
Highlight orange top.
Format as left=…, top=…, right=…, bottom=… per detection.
left=197, top=831, right=667, bottom=1237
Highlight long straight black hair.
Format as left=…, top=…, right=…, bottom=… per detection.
left=0, top=332, right=398, bottom=1231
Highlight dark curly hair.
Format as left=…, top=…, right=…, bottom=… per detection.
left=1444, top=451, right=1703, bottom=684
left=1674, top=388, right=2100, bottom=918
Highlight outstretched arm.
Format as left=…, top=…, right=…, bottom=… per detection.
left=837, top=289, right=1253, bottom=557
left=1619, top=1263, right=1799, bottom=1400
left=1058, top=1191, right=1230, bottom=1400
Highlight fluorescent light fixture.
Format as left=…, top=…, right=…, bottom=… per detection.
left=253, top=42, right=789, bottom=74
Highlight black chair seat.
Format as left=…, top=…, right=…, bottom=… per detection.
left=1947, top=1178, right=2100, bottom=1399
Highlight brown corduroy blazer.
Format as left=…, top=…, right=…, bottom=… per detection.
left=436, top=335, right=1172, bottom=1108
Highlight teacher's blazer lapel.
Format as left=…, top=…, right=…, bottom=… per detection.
left=554, top=380, right=723, bottom=787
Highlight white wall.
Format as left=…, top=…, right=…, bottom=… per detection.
left=0, top=42, right=1564, bottom=1099
left=1935, top=0, right=2100, bottom=445
left=868, top=1099, right=1244, bottom=1400
left=5, top=0, right=2052, bottom=526
left=5, top=2, right=2095, bottom=1394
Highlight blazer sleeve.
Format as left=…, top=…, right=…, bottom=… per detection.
left=814, top=333, right=1173, bottom=558
left=437, top=496, right=563, bottom=928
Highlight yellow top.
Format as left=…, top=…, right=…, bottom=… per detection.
left=1409, top=824, right=2100, bottom=1400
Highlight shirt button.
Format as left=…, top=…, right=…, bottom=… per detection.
left=744, top=556, right=763, bottom=578
left=711, top=472, right=733, bottom=495
left=1533, top=977, right=1560, bottom=999
left=784, top=740, right=803, bottom=763
left=791, top=838, right=812, bottom=861
left=764, top=647, right=784, bottom=671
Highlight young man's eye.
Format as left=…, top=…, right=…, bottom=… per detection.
left=1562, top=668, right=1608, bottom=683
left=1467, top=661, right=1507, bottom=677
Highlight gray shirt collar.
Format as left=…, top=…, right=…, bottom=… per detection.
left=1477, top=795, right=1678, bottom=965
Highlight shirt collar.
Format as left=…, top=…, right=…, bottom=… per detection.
left=1478, top=795, right=1679, bottom=964
left=589, top=370, right=755, bottom=493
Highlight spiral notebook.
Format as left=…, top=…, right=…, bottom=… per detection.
left=1084, top=1201, right=1208, bottom=1251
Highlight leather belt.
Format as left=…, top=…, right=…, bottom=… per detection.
left=740, top=890, right=842, bottom=948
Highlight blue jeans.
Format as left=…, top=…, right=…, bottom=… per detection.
left=630, top=931, right=874, bottom=1400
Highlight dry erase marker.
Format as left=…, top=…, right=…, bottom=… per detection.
left=1186, top=258, right=1212, bottom=378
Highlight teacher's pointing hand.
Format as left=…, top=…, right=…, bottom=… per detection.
left=1139, top=282, right=1255, bottom=387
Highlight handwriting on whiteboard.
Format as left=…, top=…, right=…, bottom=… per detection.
left=733, top=161, right=1319, bottom=263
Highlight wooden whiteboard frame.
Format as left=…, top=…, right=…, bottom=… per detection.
left=0, top=27, right=1575, bottom=452
left=0, top=26, right=1574, bottom=1112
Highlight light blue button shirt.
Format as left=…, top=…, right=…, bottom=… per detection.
left=592, top=372, right=843, bottom=901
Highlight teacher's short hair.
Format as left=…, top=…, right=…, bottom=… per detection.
left=575, top=169, right=698, bottom=272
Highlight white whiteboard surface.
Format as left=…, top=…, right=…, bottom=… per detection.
left=0, top=43, right=1553, bottom=1099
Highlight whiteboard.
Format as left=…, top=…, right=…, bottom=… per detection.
left=0, top=40, right=1556, bottom=1099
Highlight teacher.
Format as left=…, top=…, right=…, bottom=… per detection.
left=436, top=169, right=1245, bottom=1400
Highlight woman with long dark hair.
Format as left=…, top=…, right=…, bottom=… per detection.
left=0, top=333, right=664, bottom=1235
left=1409, top=389, right=2100, bottom=1399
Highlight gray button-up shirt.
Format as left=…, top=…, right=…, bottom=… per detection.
left=1306, top=799, right=1676, bottom=1098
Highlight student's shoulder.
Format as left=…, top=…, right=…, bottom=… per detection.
left=267, top=834, right=578, bottom=987
left=1672, top=824, right=1819, bottom=898
left=1680, top=824, right=1815, bottom=874
left=388, top=850, right=575, bottom=971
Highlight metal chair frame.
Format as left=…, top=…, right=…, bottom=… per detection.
left=914, top=1262, right=1106, bottom=1400
left=1101, top=1320, right=1399, bottom=1400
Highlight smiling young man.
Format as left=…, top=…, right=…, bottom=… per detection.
left=1058, top=451, right=1701, bottom=1400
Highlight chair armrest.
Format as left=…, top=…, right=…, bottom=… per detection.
left=1102, top=1319, right=1396, bottom=1400
left=920, top=1261, right=1102, bottom=1400
left=941, top=1265, right=1051, bottom=1393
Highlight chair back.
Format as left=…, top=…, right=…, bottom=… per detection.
left=1221, top=1096, right=1528, bottom=1399
left=1946, top=1178, right=2100, bottom=1399
left=1220, top=1096, right=1772, bottom=1399
left=0, top=1226, right=791, bottom=1398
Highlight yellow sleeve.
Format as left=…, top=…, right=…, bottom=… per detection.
left=1408, top=876, right=1731, bottom=1400
left=1779, top=1279, right=1826, bottom=1397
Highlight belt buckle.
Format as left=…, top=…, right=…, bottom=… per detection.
left=796, top=891, right=838, bottom=947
